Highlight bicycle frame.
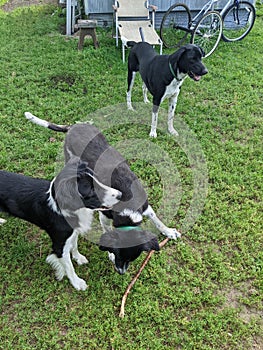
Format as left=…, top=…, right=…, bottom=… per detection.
left=220, top=0, right=246, bottom=16
left=191, top=0, right=243, bottom=25
left=160, top=0, right=255, bottom=54
left=172, top=0, right=222, bottom=33
left=191, top=0, right=219, bottom=24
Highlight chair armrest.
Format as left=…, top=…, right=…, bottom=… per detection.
left=148, top=4, right=157, bottom=27
left=148, top=4, right=158, bottom=12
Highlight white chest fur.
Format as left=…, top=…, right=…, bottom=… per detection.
left=162, top=78, right=184, bottom=102
left=74, top=208, right=94, bottom=235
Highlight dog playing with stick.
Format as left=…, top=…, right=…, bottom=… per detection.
left=25, top=112, right=181, bottom=275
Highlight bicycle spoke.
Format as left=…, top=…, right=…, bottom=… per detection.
left=160, top=3, right=192, bottom=49
left=191, top=11, right=223, bottom=58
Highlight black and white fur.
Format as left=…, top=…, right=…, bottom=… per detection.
left=0, top=158, right=122, bottom=290
left=25, top=112, right=181, bottom=274
left=126, top=42, right=208, bottom=138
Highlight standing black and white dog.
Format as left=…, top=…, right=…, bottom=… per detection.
left=25, top=112, right=181, bottom=274
left=126, top=42, right=208, bottom=137
left=0, top=157, right=122, bottom=290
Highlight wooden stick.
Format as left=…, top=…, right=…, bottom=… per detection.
left=119, top=237, right=169, bottom=318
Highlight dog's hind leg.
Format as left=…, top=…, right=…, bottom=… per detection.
left=46, top=254, right=66, bottom=281
left=167, top=91, right=180, bottom=136
left=142, top=83, right=150, bottom=104
left=143, top=205, right=181, bottom=239
left=127, top=71, right=136, bottom=110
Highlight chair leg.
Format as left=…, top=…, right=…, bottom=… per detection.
left=122, top=43, right=125, bottom=62
left=116, top=25, right=119, bottom=47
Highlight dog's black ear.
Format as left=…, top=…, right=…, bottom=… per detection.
left=170, top=45, right=189, bottom=74
left=186, top=44, right=205, bottom=58
left=52, top=157, right=93, bottom=213
left=77, top=160, right=94, bottom=180
left=174, top=44, right=205, bottom=60
left=172, top=45, right=187, bottom=61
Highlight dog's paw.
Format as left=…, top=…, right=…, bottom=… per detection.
left=72, top=277, right=88, bottom=291
left=149, top=130, right=157, bottom=138
left=108, top=252, right=115, bottom=264
left=144, top=98, right=150, bottom=104
left=73, top=253, right=88, bottom=265
left=0, top=218, right=6, bottom=225
left=164, top=228, right=181, bottom=240
left=168, top=128, right=179, bottom=137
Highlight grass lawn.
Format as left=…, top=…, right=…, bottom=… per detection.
left=0, top=2, right=262, bottom=349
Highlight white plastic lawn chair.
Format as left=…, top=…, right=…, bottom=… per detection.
left=113, top=0, right=163, bottom=62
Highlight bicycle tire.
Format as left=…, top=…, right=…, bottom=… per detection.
left=191, top=11, right=223, bottom=58
left=160, top=3, right=192, bottom=49
left=221, top=1, right=256, bottom=42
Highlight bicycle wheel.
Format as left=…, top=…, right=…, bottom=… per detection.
left=160, top=3, right=192, bottom=49
left=191, top=11, right=223, bottom=58
left=222, top=1, right=256, bottom=42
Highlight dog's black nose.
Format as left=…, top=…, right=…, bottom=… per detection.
left=116, top=193, right=122, bottom=200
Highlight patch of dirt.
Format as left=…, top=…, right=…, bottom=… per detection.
left=50, top=74, right=76, bottom=92
left=1, top=0, right=58, bottom=12
left=220, top=284, right=263, bottom=349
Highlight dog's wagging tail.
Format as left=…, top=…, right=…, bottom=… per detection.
left=25, top=112, right=70, bottom=132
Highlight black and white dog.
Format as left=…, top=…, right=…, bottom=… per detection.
left=25, top=112, right=181, bottom=274
left=0, top=157, right=122, bottom=290
left=126, top=42, right=208, bottom=137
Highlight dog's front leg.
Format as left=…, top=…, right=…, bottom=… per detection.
left=60, top=253, right=88, bottom=291
left=143, top=205, right=181, bottom=239
left=71, top=232, right=88, bottom=265
left=150, top=105, right=159, bottom=138
left=167, top=89, right=180, bottom=136
left=61, top=232, right=88, bottom=290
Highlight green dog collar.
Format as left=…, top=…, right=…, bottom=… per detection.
left=169, top=61, right=182, bottom=81
left=117, top=226, right=141, bottom=231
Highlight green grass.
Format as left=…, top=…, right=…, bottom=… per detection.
left=0, top=2, right=262, bottom=349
